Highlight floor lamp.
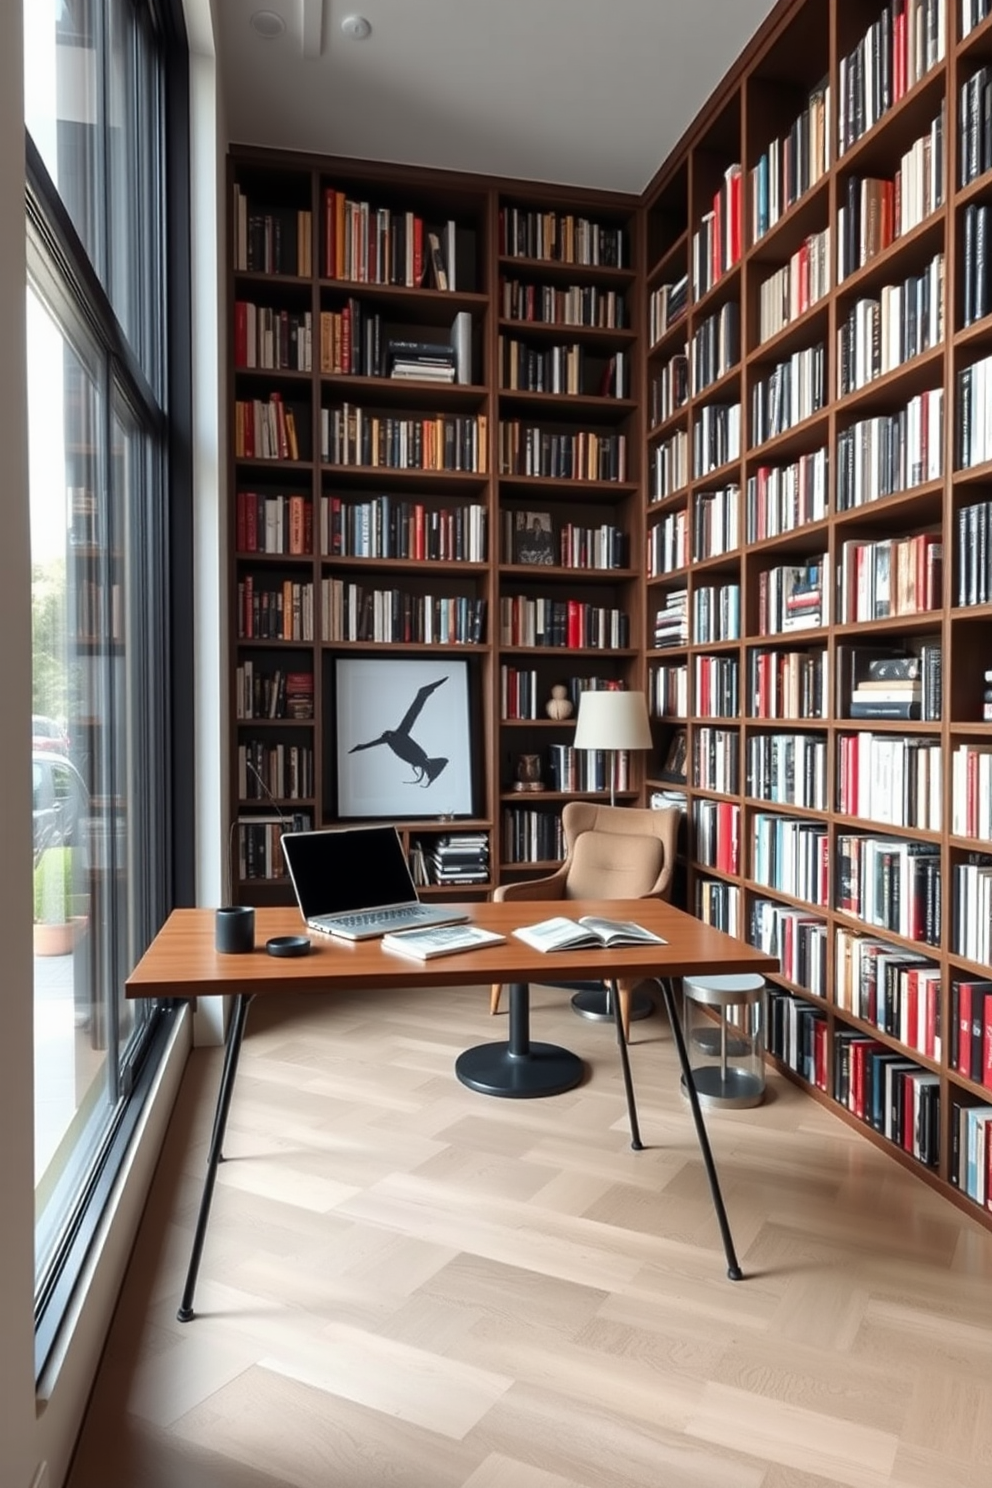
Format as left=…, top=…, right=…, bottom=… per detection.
left=570, top=688, right=656, bottom=1024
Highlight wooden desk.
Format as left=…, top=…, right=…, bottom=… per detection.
left=127, top=899, right=776, bottom=1319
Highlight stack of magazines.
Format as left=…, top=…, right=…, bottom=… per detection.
left=421, top=832, right=490, bottom=886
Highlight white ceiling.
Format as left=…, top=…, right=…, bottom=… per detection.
left=204, top=0, right=778, bottom=196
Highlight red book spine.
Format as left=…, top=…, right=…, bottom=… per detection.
left=341, top=304, right=352, bottom=375
left=905, top=968, right=919, bottom=1050
left=958, top=982, right=973, bottom=1079
left=984, top=999, right=992, bottom=1091
left=925, top=974, right=939, bottom=1060
left=729, top=166, right=742, bottom=266
left=244, top=492, right=258, bottom=552
left=567, top=599, right=582, bottom=649
left=814, top=1019, right=828, bottom=1091
left=413, top=216, right=424, bottom=286
left=234, top=300, right=248, bottom=367
left=236, top=490, right=247, bottom=551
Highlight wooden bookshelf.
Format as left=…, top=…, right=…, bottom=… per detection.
left=643, top=0, right=992, bottom=1233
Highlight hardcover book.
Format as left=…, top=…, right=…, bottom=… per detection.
left=381, top=923, right=505, bottom=960
left=512, top=916, right=667, bottom=952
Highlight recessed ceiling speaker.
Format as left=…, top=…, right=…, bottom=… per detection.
left=250, top=10, right=286, bottom=39
left=341, top=14, right=372, bottom=40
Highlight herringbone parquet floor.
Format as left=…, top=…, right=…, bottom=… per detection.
left=67, top=982, right=992, bottom=1488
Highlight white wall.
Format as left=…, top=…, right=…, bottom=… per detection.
left=0, top=3, right=227, bottom=1484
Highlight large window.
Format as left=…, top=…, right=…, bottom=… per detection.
left=24, top=0, right=187, bottom=1373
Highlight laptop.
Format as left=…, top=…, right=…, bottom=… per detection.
left=280, top=825, right=471, bottom=940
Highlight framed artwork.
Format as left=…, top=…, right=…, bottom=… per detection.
left=512, top=509, right=555, bottom=565
left=335, top=657, right=475, bottom=818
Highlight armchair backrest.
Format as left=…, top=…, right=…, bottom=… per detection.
left=559, top=802, right=679, bottom=903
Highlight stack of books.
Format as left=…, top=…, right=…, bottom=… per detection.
left=653, top=589, right=689, bottom=648
left=387, top=337, right=457, bottom=382
left=849, top=656, right=923, bottom=719
left=422, top=833, right=490, bottom=886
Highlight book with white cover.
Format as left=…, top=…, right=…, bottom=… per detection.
left=381, top=923, right=506, bottom=960
left=512, top=916, right=668, bottom=953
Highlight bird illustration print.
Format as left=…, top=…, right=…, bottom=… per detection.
left=348, top=676, right=450, bottom=787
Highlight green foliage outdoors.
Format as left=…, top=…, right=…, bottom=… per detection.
left=34, top=846, right=73, bottom=924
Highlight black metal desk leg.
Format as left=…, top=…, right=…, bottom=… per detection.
left=177, top=991, right=253, bottom=1322
left=658, top=978, right=743, bottom=1281
left=608, top=980, right=643, bottom=1151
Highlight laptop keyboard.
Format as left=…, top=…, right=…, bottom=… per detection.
left=333, top=906, right=433, bottom=930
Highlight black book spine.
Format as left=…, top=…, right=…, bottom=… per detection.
left=965, top=205, right=976, bottom=328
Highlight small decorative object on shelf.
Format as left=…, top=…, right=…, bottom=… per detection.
left=513, top=753, right=545, bottom=792
left=545, top=684, right=574, bottom=721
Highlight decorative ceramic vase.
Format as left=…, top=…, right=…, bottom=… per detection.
left=545, top=684, right=574, bottom=721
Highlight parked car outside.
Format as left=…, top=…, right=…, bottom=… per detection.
left=32, top=752, right=89, bottom=866
left=32, top=714, right=70, bottom=755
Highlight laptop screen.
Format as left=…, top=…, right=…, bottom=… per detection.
left=281, top=826, right=418, bottom=919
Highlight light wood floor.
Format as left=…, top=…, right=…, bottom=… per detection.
left=67, top=982, right=992, bottom=1488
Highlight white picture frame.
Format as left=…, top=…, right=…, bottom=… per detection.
left=335, top=657, right=475, bottom=818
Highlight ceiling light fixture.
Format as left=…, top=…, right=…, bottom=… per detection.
left=341, top=14, right=372, bottom=40
left=250, top=10, right=285, bottom=39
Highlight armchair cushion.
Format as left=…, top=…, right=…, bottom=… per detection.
left=563, top=830, right=664, bottom=901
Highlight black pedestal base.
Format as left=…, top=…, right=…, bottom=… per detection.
left=571, top=985, right=654, bottom=1023
left=455, top=1041, right=584, bottom=1098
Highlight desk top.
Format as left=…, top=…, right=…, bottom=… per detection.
left=126, top=899, right=777, bottom=1000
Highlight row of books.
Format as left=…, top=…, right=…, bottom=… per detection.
left=694, top=655, right=740, bottom=719
left=321, top=497, right=488, bottom=563
left=750, top=343, right=825, bottom=445
left=757, top=558, right=828, bottom=635
left=756, top=227, right=830, bottom=344
left=952, top=745, right=992, bottom=842
left=497, top=424, right=627, bottom=483
left=234, top=664, right=314, bottom=721
left=746, top=450, right=828, bottom=543
left=498, top=337, right=627, bottom=398
left=835, top=926, right=941, bottom=1057
left=950, top=979, right=992, bottom=1085
left=500, top=808, right=565, bottom=864
left=648, top=275, right=688, bottom=346
left=837, top=102, right=945, bottom=281
left=237, top=578, right=314, bottom=642
left=836, top=643, right=942, bottom=722
left=751, top=77, right=831, bottom=242
left=232, top=190, right=311, bottom=276
left=693, top=726, right=739, bottom=795
left=691, top=162, right=742, bottom=300
left=648, top=662, right=688, bottom=720
left=833, top=1032, right=940, bottom=1169
left=748, top=647, right=828, bottom=721
left=237, top=741, right=314, bottom=802
left=693, top=484, right=739, bottom=561
left=692, top=799, right=740, bottom=876
left=952, top=859, right=992, bottom=965
left=837, top=2, right=945, bottom=157
left=747, top=733, right=828, bottom=812
left=958, top=65, right=992, bottom=188
left=836, top=388, right=944, bottom=510
left=649, top=427, right=689, bottom=502
left=753, top=909, right=827, bottom=998
left=647, top=507, right=687, bottom=577
left=498, top=208, right=625, bottom=268
left=697, top=879, right=740, bottom=938
left=837, top=732, right=942, bottom=828
left=651, top=589, right=689, bottom=649
left=322, top=190, right=459, bottom=290
left=766, top=990, right=826, bottom=1084
left=693, top=402, right=740, bottom=478
left=234, top=303, right=312, bottom=371
left=502, top=513, right=628, bottom=572
left=751, top=813, right=829, bottom=903
left=835, top=833, right=941, bottom=945
left=958, top=353, right=992, bottom=469
left=961, top=203, right=992, bottom=329
left=836, top=532, right=942, bottom=626
left=498, top=277, right=627, bottom=329
left=956, top=499, right=992, bottom=609
left=237, top=813, right=313, bottom=881
left=545, top=745, right=629, bottom=795
left=498, top=597, right=629, bottom=650
left=410, top=833, right=489, bottom=887
left=320, top=406, right=487, bottom=473
left=835, top=252, right=943, bottom=397
left=690, top=302, right=739, bottom=395
left=320, top=581, right=486, bottom=645
left=236, top=491, right=312, bottom=555
left=949, top=1100, right=992, bottom=1210
left=319, top=307, right=471, bottom=384
left=649, top=350, right=688, bottom=428
left=234, top=393, right=301, bottom=462
left=692, top=582, right=740, bottom=645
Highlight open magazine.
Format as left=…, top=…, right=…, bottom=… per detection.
left=381, top=923, right=506, bottom=960
left=512, top=915, right=667, bottom=953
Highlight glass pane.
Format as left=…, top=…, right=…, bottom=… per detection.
left=28, top=278, right=115, bottom=1287
left=24, top=0, right=104, bottom=276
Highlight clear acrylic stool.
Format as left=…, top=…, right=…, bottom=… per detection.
left=680, top=972, right=766, bottom=1109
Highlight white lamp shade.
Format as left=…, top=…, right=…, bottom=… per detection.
left=572, top=689, right=653, bottom=751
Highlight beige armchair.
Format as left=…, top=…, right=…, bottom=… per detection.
left=491, top=802, right=681, bottom=1040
